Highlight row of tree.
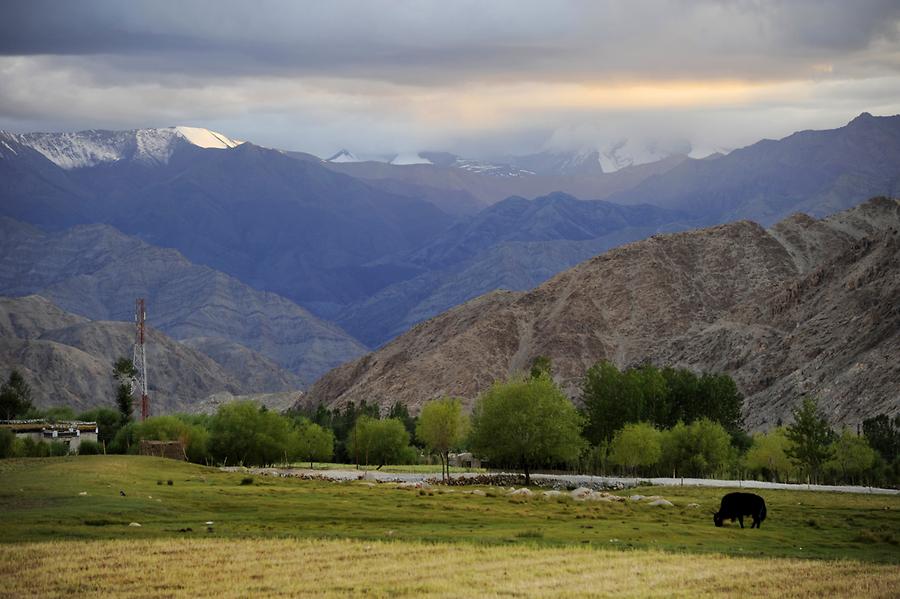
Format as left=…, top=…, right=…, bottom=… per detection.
left=2, top=362, right=898, bottom=487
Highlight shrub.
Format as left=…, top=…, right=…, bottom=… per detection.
left=0, top=428, right=15, bottom=459
left=240, top=477, right=254, bottom=485
left=78, top=440, right=101, bottom=455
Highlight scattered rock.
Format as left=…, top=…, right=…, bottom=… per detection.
left=686, top=503, right=700, bottom=508
left=470, top=489, right=486, bottom=496
left=507, top=488, right=534, bottom=497
left=542, top=490, right=564, bottom=498
left=128, top=522, right=141, bottom=527
left=648, top=499, right=674, bottom=507
left=78, top=491, right=88, bottom=496
left=629, top=495, right=645, bottom=501
left=397, top=481, right=430, bottom=489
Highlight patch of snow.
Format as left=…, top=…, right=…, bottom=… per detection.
left=12, top=126, right=243, bottom=169
left=327, top=149, right=360, bottom=163
left=174, top=126, right=241, bottom=149
left=390, top=152, right=432, bottom=166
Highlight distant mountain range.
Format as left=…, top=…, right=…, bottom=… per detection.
left=2, top=114, right=899, bottom=418
left=305, top=198, right=900, bottom=429
left=0, top=295, right=292, bottom=413
left=0, top=218, right=365, bottom=385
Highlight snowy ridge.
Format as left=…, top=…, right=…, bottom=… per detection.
left=389, top=152, right=433, bottom=166
left=11, top=126, right=243, bottom=169
left=326, top=149, right=360, bottom=163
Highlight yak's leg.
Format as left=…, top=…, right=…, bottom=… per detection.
left=738, top=515, right=744, bottom=528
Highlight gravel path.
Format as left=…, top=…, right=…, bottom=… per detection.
left=221, top=467, right=899, bottom=495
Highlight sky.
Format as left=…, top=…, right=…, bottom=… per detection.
left=1, top=0, right=900, bottom=160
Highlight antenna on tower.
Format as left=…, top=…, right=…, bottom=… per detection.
left=133, top=298, right=150, bottom=421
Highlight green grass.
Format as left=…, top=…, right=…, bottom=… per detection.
left=1, top=456, right=898, bottom=564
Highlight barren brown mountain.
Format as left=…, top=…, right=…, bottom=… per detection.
left=304, top=198, right=900, bottom=429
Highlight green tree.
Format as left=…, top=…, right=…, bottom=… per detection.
left=347, top=417, right=411, bottom=469
left=743, top=428, right=795, bottom=482
left=471, top=375, right=585, bottom=485
left=112, top=358, right=137, bottom=425
left=581, top=361, right=642, bottom=446
left=416, top=397, right=469, bottom=482
left=208, top=401, right=299, bottom=466
left=660, top=418, right=731, bottom=477
left=0, top=370, right=33, bottom=420
left=133, top=415, right=210, bottom=463
left=388, top=401, right=417, bottom=440
left=0, top=427, right=15, bottom=458
left=660, top=367, right=700, bottom=426
left=77, top=407, right=121, bottom=448
left=825, top=430, right=877, bottom=484
left=608, top=422, right=662, bottom=475
left=862, top=413, right=900, bottom=463
left=784, top=397, right=835, bottom=483
left=295, top=421, right=334, bottom=468
left=696, top=373, right=744, bottom=433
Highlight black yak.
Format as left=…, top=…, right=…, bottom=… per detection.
left=713, top=492, right=767, bottom=528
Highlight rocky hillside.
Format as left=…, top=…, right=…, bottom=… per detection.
left=0, top=295, right=283, bottom=413
left=0, top=218, right=366, bottom=385
left=304, top=198, right=900, bottom=429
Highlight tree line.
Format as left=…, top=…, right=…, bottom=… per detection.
left=1, top=361, right=898, bottom=488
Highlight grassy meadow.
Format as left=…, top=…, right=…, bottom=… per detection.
left=1, top=456, right=898, bottom=597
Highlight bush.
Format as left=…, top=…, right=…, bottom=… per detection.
left=209, top=401, right=299, bottom=466
left=347, top=417, right=412, bottom=468
left=660, top=418, right=731, bottom=477
left=240, top=477, right=254, bottom=485
left=608, top=422, right=662, bottom=475
left=0, top=428, right=15, bottom=459
left=78, top=440, right=102, bottom=455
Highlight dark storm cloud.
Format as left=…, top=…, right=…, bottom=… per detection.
left=2, top=0, right=899, bottom=83
left=0, top=1, right=899, bottom=157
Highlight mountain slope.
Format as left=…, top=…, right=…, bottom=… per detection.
left=608, top=113, right=900, bottom=225
left=0, top=218, right=365, bottom=385
left=305, top=198, right=900, bottom=429
left=337, top=193, right=695, bottom=346
left=0, top=295, right=274, bottom=413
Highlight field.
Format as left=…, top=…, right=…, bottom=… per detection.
left=1, top=456, right=899, bottom=597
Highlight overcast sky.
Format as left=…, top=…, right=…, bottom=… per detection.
left=2, top=0, right=899, bottom=159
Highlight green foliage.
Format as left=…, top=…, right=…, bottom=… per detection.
left=294, top=421, right=334, bottom=467
left=0, top=370, right=33, bottom=420
left=581, top=361, right=643, bottom=445
left=416, top=397, right=469, bottom=481
left=825, top=430, right=877, bottom=484
left=109, top=422, right=137, bottom=454
left=348, top=417, right=412, bottom=468
left=608, top=422, right=662, bottom=474
left=209, top=401, right=299, bottom=466
left=12, top=438, right=70, bottom=457
left=112, top=358, right=137, bottom=425
left=115, top=384, right=134, bottom=426
left=471, top=375, right=585, bottom=484
left=132, top=415, right=210, bottom=463
left=785, top=397, right=835, bottom=483
left=743, top=428, right=796, bottom=482
left=660, top=418, right=731, bottom=477
left=387, top=401, right=417, bottom=440
left=581, top=362, right=743, bottom=446
left=77, top=408, right=121, bottom=446
left=862, top=413, right=900, bottom=463
left=39, top=406, right=76, bottom=423
left=529, top=355, right=553, bottom=379
left=695, top=373, right=743, bottom=433
left=0, top=427, right=15, bottom=458
left=78, top=440, right=102, bottom=455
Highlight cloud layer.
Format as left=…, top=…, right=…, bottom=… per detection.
left=2, top=0, right=899, bottom=158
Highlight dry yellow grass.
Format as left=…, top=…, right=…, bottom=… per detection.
left=1, top=538, right=897, bottom=598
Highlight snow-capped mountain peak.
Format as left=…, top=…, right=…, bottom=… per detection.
left=10, top=126, right=243, bottom=169
left=326, top=149, right=360, bottom=163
